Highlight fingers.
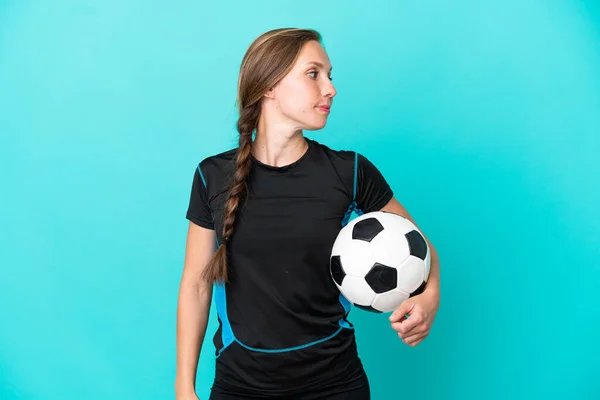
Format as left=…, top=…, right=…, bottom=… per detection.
left=391, top=310, right=424, bottom=337
left=390, top=300, right=434, bottom=347
left=394, top=322, right=427, bottom=340
left=391, top=306, right=430, bottom=347
left=389, top=302, right=415, bottom=323
left=400, top=331, right=428, bottom=347
left=392, top=317, right=418, bottom=336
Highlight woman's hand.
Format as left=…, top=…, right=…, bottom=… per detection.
left=389, top=289, right=440, bottom=347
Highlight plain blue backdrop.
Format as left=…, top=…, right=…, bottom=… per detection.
left=1, top=1, right=599, bottom=399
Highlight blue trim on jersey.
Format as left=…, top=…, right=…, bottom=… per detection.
left=234, top=327, right=345, bottom=354
left=340, top=152, right=365, bottom=226
left=198, top=164, right=219, bottom=247
left=339, top=292, right=352, bottom=314
left=197, top=164, right=207, bottom=188
left=215, top=280, right=350, bottom=356
left=353, top=152, right=358, bottom=199
left=337, top=293, right=352, bottom=329
left=214, top=282, right=235, bottom=356
left=336, top=151, right=365, bottom=327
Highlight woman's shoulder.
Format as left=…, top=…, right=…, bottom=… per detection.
left=195, top=146, right=238, bottom=187
left=199, top=146, right=237, bottom=166
left=309, top=137, right=356, bottom=162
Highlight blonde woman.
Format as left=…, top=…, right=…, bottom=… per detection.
left=175, top=28, right=441, bottom=400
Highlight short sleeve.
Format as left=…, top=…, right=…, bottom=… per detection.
left=355, top=153, right=394, bottom=213
left=185, top=165, right=214, bottom=230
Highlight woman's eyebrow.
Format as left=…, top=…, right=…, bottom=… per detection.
left=306, top=61, right=332, bottom=72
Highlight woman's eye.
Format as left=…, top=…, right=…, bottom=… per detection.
left=309, top=71, right=333, bottom=81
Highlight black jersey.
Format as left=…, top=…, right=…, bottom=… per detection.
left=186, top=137, right=393, bottom=397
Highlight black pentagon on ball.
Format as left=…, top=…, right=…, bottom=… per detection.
left=365, top=262, right=398, bottom=294
left=405, top=230, right=428, bottom=260
left=354, top=304, right=382, bottom=313
left=352, top=217, right=384, bottom=242
left=410, top=280, right=427, bottom=297
left=330, top=255, right=346, bottom=286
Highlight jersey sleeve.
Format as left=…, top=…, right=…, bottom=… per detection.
left=185, top=166, right=215, bottom=230
left=355, top=153, right=394, bottom=213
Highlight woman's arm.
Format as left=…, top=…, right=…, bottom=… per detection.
left=175, top=222, right=216, bottom=398
left=380, top=196, right=441, bottom=347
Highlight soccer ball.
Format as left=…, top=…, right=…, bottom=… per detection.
left=330, top=211, right=431, bottom=313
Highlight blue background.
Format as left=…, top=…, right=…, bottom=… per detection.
left=1, top=1, right=599, bottom=399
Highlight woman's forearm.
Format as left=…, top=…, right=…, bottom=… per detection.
left=175, top=278, right=212, bottom=395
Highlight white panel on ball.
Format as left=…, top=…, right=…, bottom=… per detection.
left=371, top=289, right=410, bottom=313
left=376, top=211, right=416, bottom=235
left=331, top=218, right=354, bottom=255
left=369, top=218, right=411, bottom=269
left=396, top=255, right=426, bottom=294
left=340, top=275, right=376, bottom=306
left=336, top=240, right=374, bottom=277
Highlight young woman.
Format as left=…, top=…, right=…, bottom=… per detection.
left=175, top=28, right=441, bottom=400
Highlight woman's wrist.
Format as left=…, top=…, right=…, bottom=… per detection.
left=174, top=379, right=196, bottom=396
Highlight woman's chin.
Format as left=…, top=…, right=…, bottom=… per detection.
left=304, top=117, right=328, bottom=131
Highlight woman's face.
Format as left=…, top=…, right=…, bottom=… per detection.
left=267, top=40, right=337, bottom=131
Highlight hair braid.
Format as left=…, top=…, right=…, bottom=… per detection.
left=201, top=104, right=260, bottom=283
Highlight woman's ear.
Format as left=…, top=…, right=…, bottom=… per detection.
left=264, top=86, right=276, bottom=99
